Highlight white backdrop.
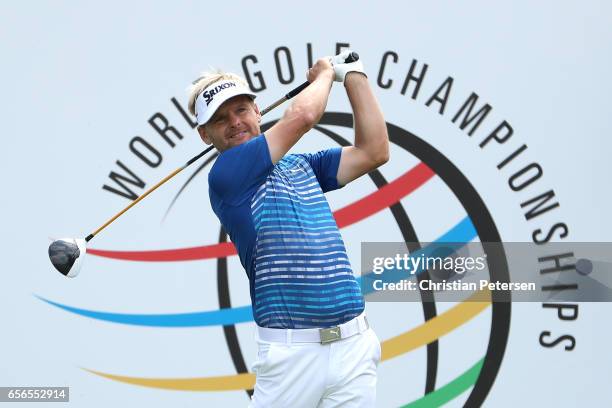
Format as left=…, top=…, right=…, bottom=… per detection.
left=2, top=1, right=611, bottom=407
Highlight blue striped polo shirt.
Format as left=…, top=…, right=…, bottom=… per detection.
left=208, top=134, right=364, bottom=329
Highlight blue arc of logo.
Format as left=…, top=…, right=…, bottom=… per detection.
left=37, top=217, right=477, bottom=327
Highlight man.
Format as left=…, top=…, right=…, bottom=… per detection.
left=188, top=51, right=389, bottom=407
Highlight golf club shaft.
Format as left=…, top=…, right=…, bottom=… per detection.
left=85, top=80, right=309, bottom=242
left=260, top=81, right=310, bottom=116
left=85, top=52, right=360, bottom=242
left=85, top=146, right=216, bottom=242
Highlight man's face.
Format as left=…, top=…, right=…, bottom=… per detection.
left=198, top=95, right=261, bottom=152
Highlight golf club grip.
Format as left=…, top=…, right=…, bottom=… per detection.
left=344, top=52, right=359, bottom=63
left=285, top=52, right=360, bottom=100
left=285, top=81, right=310, bottom=99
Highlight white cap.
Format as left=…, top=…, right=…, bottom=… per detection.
left=194, top=80, right=256, bottom=126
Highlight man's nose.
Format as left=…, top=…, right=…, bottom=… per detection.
left=228, top=112, right=241, bottom=128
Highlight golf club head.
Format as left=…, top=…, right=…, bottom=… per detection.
left=48, top=238, right=86, bottom=278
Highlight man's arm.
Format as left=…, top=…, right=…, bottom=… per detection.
left=336, top=73, right=389, bottom=186
left=265, top=58, right=335, bottom=164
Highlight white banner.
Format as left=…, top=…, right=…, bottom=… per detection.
left=2, top=1, right=611, bottom=407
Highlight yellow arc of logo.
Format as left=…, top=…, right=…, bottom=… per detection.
left=85, top=289, right=491, bottom=391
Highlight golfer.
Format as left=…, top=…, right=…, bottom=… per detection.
left=188, top=51, right=389, bottom=407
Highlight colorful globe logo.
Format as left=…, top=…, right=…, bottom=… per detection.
left=39, top=113, right=510, bottom=407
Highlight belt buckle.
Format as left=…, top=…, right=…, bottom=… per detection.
left=319, top=326, right=342, bottom=344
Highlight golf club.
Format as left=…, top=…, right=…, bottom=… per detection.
left=48, top=51, right=360, bottom=277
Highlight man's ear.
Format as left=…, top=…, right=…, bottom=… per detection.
left=254, top=103, right=261, bottom=122
left=198, top=126, right=211, bottom=144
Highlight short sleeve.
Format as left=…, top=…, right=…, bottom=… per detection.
left=299, top=147, right=343, bottom=193
left=208, top=135, right=273, bottom=205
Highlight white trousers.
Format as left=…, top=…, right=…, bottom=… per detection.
left=248, top=327, right=381, bottom=408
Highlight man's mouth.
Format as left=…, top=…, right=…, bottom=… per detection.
left=229, top=131, right=248, bottom=140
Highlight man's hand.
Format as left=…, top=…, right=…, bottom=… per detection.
left=307, top=58, right=335, bottom=83
left=331, top=50, right=366, bottom=84
left=265, top=57, right=334, bottom=164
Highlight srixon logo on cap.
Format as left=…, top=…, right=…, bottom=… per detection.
left=203, top=82, right=237, bottom=105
